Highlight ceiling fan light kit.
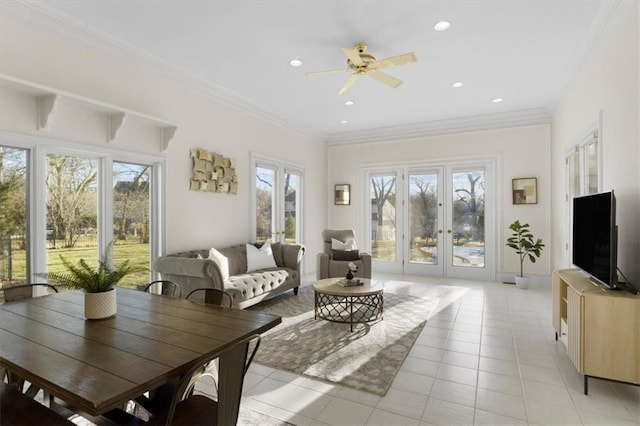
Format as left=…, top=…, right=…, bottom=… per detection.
left=306, top=42, right=417, bottom=95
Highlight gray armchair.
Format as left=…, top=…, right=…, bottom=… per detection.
left=316, top=229, right=372, bottom=280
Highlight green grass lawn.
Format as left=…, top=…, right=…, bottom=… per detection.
left=1, top=242, right=150, bottom=289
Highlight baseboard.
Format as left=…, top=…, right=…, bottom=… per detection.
left=497, top=273, right=551, bottom=287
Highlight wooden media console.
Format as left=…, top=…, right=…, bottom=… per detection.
left=552, top=269, right=640, bottom=394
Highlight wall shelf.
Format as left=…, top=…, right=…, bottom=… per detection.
left=1, top=74, right=178, bottom=152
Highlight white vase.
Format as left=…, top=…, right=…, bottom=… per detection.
left=515, top=276, right=529, bottom=289
left=84, top=288, right=117, bottom=319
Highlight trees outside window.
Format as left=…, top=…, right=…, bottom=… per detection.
left=0, top=137, right=162, bottom=289
left=0, top=147, right=27, bottom=285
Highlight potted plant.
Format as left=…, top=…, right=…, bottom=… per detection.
left=506, top=220, right=544, bottom=289
left=43, top=242, right=145, bottom=319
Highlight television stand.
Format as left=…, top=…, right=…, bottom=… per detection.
left=552, top=269, right=640, bottom=394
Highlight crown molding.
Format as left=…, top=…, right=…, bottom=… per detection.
left=3, top=1, right=618, bottom=146
left=0, top=1, right=327, bottom=142
left=324, top=108, right=552, bottom=145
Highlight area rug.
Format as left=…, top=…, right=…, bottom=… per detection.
left=247, top=284, right=466, bottom=396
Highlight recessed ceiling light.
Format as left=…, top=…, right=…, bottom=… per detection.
left=340, top=120, right=348, bottom=124
left=492, top=98, right=504, bottom=103
left=344, top=100, right=354, bottom=106
left=434, top=21, right=451, bottom=31
left=289, top=59, right=302, bottom=67
left=452, top=82, right=463, bottom=88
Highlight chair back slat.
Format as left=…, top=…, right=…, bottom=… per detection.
left=3, top=283, right=58, bottom=303
left=143, top=280, right=182, bottom=298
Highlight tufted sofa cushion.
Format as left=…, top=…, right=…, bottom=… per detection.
left=226, top=268, right=299, bottom=309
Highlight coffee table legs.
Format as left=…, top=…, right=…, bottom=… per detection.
left=314, top=291, right=383, bottom=331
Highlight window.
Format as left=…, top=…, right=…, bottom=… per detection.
left=112, top=161, right=152, bottom=286
left=565, top=126, right=601, bottom=264
left=0, top=134, right=164, bottom=288
left=566, top=129, right=601, bottom=198
left=250, top=154, right=303, bottom=245
left=0, top=146, right=28, bottom=285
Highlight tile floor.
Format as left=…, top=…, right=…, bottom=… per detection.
left=224, top=273, right=640, bottom=426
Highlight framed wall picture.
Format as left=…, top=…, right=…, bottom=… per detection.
left=512, top=177, right=537, bottom=204
left=334, top=184, right=350, bottom=205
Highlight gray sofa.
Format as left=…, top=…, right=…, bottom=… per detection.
left=152, top=242, right=305, bottom=309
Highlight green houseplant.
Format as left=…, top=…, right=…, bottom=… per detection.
left=44, top=242, right=145, bottom=318
left=506, top=220, right=544, bottom=288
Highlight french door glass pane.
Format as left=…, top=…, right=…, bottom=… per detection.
left=568, top=150, right=580, bottom=198
left=46, top=154, right=99, bottom=275
left=0, top=147, right=28, bottom=285
left=585, top=142, right=598, bottom=194
left=112, top=161, right=151, bottom=288
left=256, top=166, right=275, bottom=243
left=370, top=175, right=396, bottom=261
left=284, top=171, right=299, bottom=243
left=409, top=173, right=438, bottom=264
left=451, top=170, right=485, bottom=268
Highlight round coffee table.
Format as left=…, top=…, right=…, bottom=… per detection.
left=313, top=277, right=384, bottom=331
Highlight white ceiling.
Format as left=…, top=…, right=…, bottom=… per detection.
left=2, top=1, right=624, bottom=143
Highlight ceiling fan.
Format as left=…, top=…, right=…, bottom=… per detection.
left=306, top=42, right=417, bottom=95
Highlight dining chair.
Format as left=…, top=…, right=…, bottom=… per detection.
left=184, top=287, right=258, bottom=401
left=148, top=333, right=261, bottom=426
left=3, top=283, right=58, bottom=303
left=142, top=280, right=182, bottom=298
left=103, top=333, right=261, bottom=425
left=185, top=288, right=232, bottom=307
left=127, top=288, right=234, bottom=418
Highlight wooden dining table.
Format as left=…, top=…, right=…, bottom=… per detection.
left=0, top=287, right=282, bottom=424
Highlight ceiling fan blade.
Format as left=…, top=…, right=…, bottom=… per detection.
left=342, top=47, right=364, bottom=67
left=369, top=52, right=417, bottom=69
left=306, top=68, right=349, bottom=76
left=368, top=70, right=403, bottom=89
left=338, top=73, right=361, bottom=95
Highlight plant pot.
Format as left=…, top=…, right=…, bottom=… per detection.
left=84, top=288, right=117, bottom=319
left=515, top=276, right=529, bottom=289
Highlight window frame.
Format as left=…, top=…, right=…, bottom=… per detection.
left=249, top=152, right=304, bottom=245
left=564, top=118, right=602, bottom=266
left=0, top=131, right=165, bottom=284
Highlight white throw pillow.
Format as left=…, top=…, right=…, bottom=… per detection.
left=331, top=238, right=357, bottom=251
left=246, top=240, right=277, bottom=272
left=208, top=248, right=230, bottom=281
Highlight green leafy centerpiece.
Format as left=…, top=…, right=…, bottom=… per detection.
left=44, top=242, right=145, bottom=319
left=506, top=220, right=545, bottom=289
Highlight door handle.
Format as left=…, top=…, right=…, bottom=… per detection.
left=447, top=230, right=452, bottom=234
left=438, top=229, right=443, bottom=234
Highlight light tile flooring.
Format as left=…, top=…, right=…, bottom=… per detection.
left=229, top=273, right=640, bottom=426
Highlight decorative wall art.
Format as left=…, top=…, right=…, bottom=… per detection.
left=334, top=184, right=350, bottom=205
left=512, top=177, right=537, bottom=205
left=189, top=148, right=238, bottom=194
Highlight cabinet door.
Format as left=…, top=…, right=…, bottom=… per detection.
left=566, top=286, right=584, bottom=373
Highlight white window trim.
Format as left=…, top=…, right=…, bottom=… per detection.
left=249, top=152, right=304, bottom=245
left=0, top=130, right=166, bottom=282
left=563, top=112, right=603, bottom=266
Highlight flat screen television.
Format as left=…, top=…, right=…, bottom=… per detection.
left=572, top=190, right=618, bottom=289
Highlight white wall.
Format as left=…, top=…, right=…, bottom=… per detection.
left=551, top=3, right=640, bottom=285
left=326, top=124, right=551, bottom=279
left=0, top=15, right=327, bottom=272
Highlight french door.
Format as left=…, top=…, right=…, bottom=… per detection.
left=366, top=160, right=495, bottom=280
left=251, top=154, right=303, bottom=244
